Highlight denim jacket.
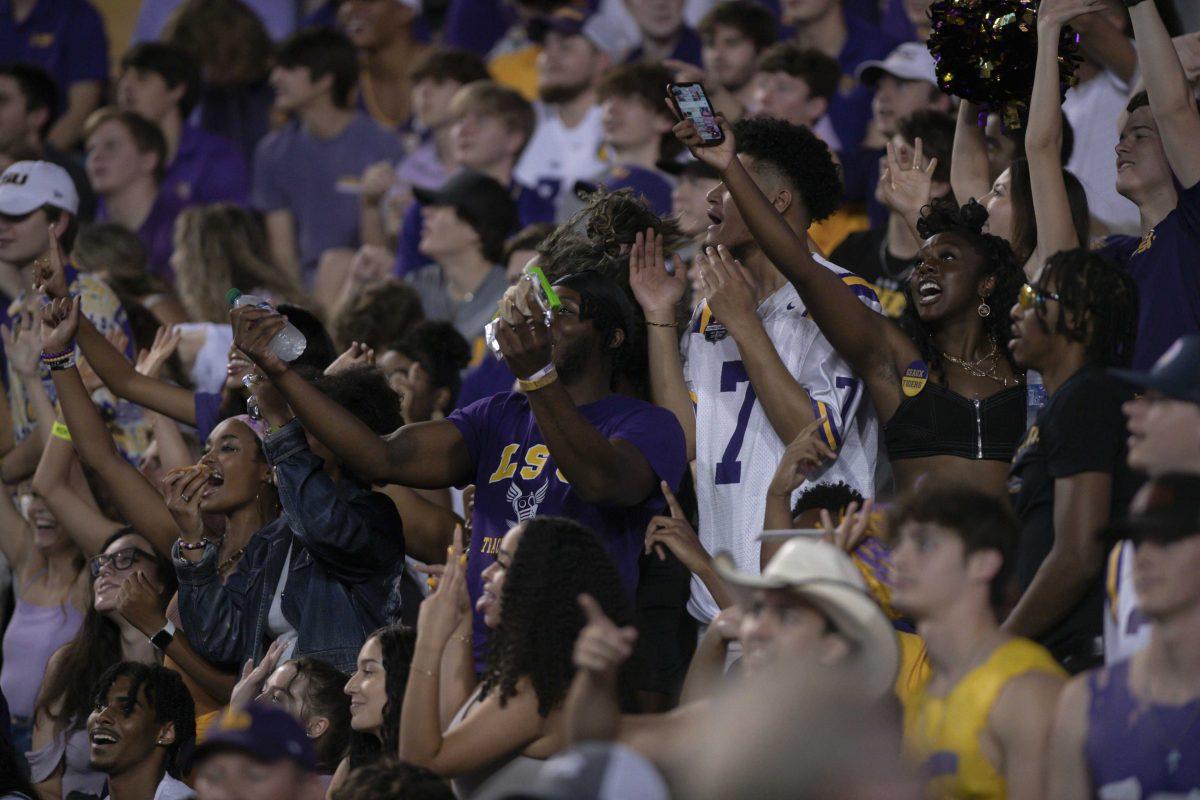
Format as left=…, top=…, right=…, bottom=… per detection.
left=174, top=419, right=405, bottom=674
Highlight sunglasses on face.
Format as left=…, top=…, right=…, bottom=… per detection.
left=1017, top=283, right=1063, bottom=311
left=90, top=547, right=156, bottom=578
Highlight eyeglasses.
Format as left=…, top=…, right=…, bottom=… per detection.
left=1017, top=283, right=1063, bottom=311
left=90, top=547, right=156, bottom=577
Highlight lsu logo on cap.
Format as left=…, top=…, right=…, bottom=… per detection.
left=902, top=360, right=928, bottom=397
left=0, top=173, right=29, bottom=186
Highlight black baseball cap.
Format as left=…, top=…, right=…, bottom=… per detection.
left=1110, top=474, right=1200, bottom=545
left=1110, top=334, right=1200, bottom=405
left=413, top=170, right=519, bottom=247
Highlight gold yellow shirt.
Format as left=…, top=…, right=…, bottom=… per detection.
left=902, top=637, right=1064, bottom=800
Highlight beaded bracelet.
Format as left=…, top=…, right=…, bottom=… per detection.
left=40, top=348, right=75, bottom=371
left=177, top=537, right=211, bottom=551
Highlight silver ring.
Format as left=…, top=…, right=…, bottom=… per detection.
left=182, top=494, right=191, bottom=502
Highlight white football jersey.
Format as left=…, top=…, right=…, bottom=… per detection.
left=513, top=102, right=606, bottom=219
left=683, top=256, right=887, bottom=623
left=1104, top=540, right=1152, bottom=664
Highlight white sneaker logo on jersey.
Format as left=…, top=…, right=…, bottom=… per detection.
left=506, top=481, right=550, bottom=526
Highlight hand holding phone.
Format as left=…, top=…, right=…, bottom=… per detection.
left=667, top=82, right=725, bottom=146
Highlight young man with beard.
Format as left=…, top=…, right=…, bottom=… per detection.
left=1048, top=474, right=1200, bottom=799
left=231, top=268, right=687, bottom=666
left=1095, top=0, right=1200, bottom=370
left=630, top=116, right=883, bottom=630
left=1105, top=334, right=1200, bottom=663
left=514, top=8, right=612, bottom=218
left=87, top=662, right=196, bottom=800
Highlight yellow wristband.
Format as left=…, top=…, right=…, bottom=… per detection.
left=51, top=421, right=71, bottom=441
left=517, top=368, right=558, bottom=393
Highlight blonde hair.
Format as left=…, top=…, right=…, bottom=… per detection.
left=172, top=204, right=306, bottom=323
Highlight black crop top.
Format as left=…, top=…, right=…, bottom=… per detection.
left=883, top=382, right=1027, bottom=462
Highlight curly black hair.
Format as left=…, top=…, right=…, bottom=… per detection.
left=91, top=662, right=196, bottom=778
left=311, top=366, right=403, bottom=436
left=791, top=481, right=866, bottom=521
left=348, top=624, right=416, bottom=770
left=388, top=321, right=472, bottom=409
left=733, top=116, right=842, bottom=222
left=1033, top=249, right=1139, bottom=368
left=905, top=198, right=1025, bottom=380
left=479, top=517, right=633, bottom=718
left=564, top=187, right=689, bottom=272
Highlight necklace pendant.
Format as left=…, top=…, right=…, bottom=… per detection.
left=1168, top=748, right=1181, bottom=774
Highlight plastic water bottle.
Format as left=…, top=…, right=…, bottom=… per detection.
left=227, top=289, right=307, bottom=362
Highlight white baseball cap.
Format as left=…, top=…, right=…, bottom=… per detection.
left=715, top=538, right=900, bottom=700
left=856, top=42, right=938, bottom=88
left=0, top=161, right=79, bottom=216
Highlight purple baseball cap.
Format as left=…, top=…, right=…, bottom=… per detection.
left=194, top=703, right=317, bottom=771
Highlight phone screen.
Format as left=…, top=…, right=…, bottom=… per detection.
left=671, top=84, right=723, bottom=142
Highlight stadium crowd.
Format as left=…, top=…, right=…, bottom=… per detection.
left=0, top=0, right=1199, bottom=796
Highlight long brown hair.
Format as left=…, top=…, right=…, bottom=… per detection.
left=172, top=204, right=306, bottom=323
left=34, top=530, right=176, bottom=734
left=163, top=0, right=272, bottom=87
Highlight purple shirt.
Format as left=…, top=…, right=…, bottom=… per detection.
left=447, top=391, right=687, bottom=661
left=1097, top=179, right=1200, bottom=370
left=0, top=0, right=108, bottom=110
left=96, top=191, right=186, bottom=283
left=1085, top=659, right=1200, bottom=795
left=252, top=113, right=404, bottom=280
left=162, top=125, right=250, bottom=207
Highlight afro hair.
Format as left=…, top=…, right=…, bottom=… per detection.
left=733, top=116, right=843, bottom=222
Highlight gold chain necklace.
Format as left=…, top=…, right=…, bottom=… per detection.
left=941, top=341, right=1019, bottom=388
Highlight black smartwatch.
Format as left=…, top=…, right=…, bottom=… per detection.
left=150, top=620, right=177, bottom=652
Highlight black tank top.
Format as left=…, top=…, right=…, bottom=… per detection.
left=884, top=382, right=1026, bottom=462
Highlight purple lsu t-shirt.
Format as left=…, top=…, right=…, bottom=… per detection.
left=447, top=391, right=687, bottom=662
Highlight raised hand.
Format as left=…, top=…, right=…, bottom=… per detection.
left=229, top=637, right=289, bottom=709
left=493, top=312, right=553, bottom=381
left=877, top=137, right=937, bottom=224
left=711, top=604, right=744, bottom=643
left=325, top=342, right=376, bottom=375
left=2, top=311, right=44, bottom=378
left=32, top=224, right=70, bottom=299
left=767, top=416, right=837, bottom=499
left=697, top=244, right=758, bottom=333
left=360, top=161, right=397, bottom=205
left=39, top=296, right=81, bottom=354
left=135, top=325, right=182, bottom=379
left=573, top=593, right=638, bottom=682
left=819, top=498, right=875, bottom=554
left=350, top=244, right=395, bottom=285
left=161, top=464, right=213, bottom=542
left=416, top=525, right=469, bottom=648
left=1036, top=0, right=1107, bottom=29
left=629, top=227, right=687, bottom=322
left=666, top=100, right=738, bottom=172
left=230, top=305, right=289, bottom=378
left=115, top=571, right=168, bottom=636
left=644, top=480, right=713, bottom=576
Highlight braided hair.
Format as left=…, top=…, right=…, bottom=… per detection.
left=348, top=624, right=416, bottom=770
left=479, top=517, right=633, bottom=718
left=906, top=198, right=1025, bottom=380
left=91, top=662, right=196, bottom=778
left=1035, top=249, right=1139, bottom=368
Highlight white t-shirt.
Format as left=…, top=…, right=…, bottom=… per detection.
left=1104, top=540, right=1152, bottom=664
left=514, top=103, right=606, bottom=219
left=1063, top=67, right=1141, bottom=235
left=681, top=258, right=886, bottom=623
left=266, top=543, right=299, bottom=662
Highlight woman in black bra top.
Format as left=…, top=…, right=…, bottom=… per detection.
left=671, top=118, right=1026, bottom=498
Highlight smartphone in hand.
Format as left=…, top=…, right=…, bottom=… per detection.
left=667, top=82, right=725, bottom=146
